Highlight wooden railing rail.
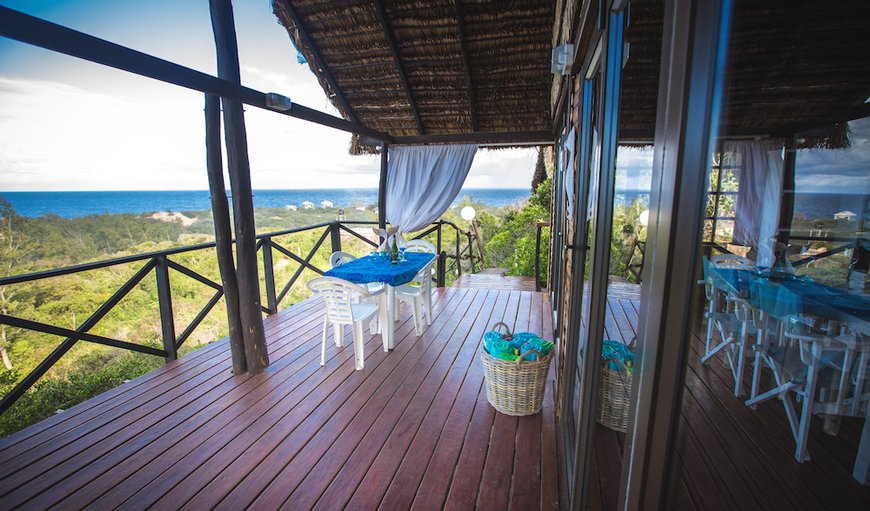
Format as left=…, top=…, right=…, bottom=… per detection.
left=0, top=219, right=481, bottom=415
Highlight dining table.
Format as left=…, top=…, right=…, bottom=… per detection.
left=704, top=258, right=870, bottom=484
left=324, top=251, right=435, bottom=352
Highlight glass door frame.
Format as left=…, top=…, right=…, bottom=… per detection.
left=558, top=4, right=627, bottom=509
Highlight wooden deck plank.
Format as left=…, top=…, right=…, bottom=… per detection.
left=366, top=291, right=512, bottom=510
left=51, top=301, right=358, bottom=510
left=0, top=297, right=322, bottom=459
left=221, top=290, right=475, bottom=511
left=441, top=292, right=522, bottom=510
left=539, top=293, right=560, bottom=511
left=321, top=289, right=505, bottom=510
left=686, top=334, right=868, bottom=510
left=454, top=273, right=538, bottom=292
left=2, top=305, right=329, bottom=508
left=476, top=292, right=532, bottom=511
left=150, top=290, right=463, bottom=511
left=6, top=272, right=869, bottom=511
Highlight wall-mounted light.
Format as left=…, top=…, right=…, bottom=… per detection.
left=551, top=44, right=574, bottom=75
left=265, top=93, right=293, bottom=112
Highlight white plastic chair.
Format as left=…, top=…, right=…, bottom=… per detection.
left=330, top=250, right=356, bottom=268
left=395, top=239, right=436, bottom=335
left=701, top=255, right=758, bottom=395
left=307, top=276, right=379, bottom=370
left=330, top=251, right=384, bottom=333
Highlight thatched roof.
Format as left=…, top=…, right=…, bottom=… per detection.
left=621, top=0, right=870, bottom=147
left=272, top=0, right=554, bottom=140
left=273, top=0, right=869, bottom=149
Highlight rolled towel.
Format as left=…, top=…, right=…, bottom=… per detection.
left=484, top=337, right=518, bottom=361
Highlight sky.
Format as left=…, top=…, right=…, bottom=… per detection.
left=0, top=0, right=537, bottom=191
left=0, top=1, right=866, bottom=194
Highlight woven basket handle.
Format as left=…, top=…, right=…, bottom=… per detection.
left=516, top=349, right=543, bottom=365
left=491, top=321, right=513, bottom=340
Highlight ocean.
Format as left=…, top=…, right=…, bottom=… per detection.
left=1, top=189, right=862, bottom=221
left=1, top=188, right=533, bottom=218
left=613, top=190, right=864, bottom=221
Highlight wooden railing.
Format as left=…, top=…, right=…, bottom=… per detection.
left=0, top=219, right=479, bottom=414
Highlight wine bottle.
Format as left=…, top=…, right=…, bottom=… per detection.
left=390, top=236, right=399, bottom=264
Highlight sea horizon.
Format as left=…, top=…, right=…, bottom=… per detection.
left=0, top=188, right=536, bottom=218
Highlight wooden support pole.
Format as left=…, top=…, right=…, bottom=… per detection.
left=204, top=94, right=247, bottom=373
left=209, top=0, right=269, bottom=373
left=378, top=143, right=389, bottom=244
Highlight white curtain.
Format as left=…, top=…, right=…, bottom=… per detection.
left=729, top=140, right=784, bottom=267
left=385, top=144, right=478, bottom=234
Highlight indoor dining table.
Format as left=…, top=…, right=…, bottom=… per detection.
left=704, top=259, right=870, bottom=484
left=324, top=251, right=435, bottom=351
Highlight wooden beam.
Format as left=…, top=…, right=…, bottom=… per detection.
left=453, top=0, right=478, bottom=131
left=0, top=6, right=392, bottom=143
left=393, top=130, right=553, bottom=146
left=204, top=93, right=247, bottom=374
left=372, top=0, right=426, bottom=135
left=209, top=0, right=269, bottom=374
left=273, top=0, right=360, bottom=125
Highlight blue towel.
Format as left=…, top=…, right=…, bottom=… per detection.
left=484, top=337, right=518, bottom=361
left=516, top=339, right=554, bottom=361
left=601, top=340, right=634, bottom=373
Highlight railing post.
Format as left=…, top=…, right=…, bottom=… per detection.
left=535, top=223, right=543, bottom=292
left=437, top=251, right=447, bottom=288
left=455, top=226, right=462, bottom=276
left=467, top=231, right=475, bottom=273
left=154, top=255, right=177, bottom=361
left=436, top=221, right=443, bottom=254
left=261, top=236, right=278, bottom=314
left=330, top=220, right=342, bottom=254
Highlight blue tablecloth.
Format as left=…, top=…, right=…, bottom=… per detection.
left=703, top=258, right=870, bottom=330
left=324, top=252, right=434, bottom=287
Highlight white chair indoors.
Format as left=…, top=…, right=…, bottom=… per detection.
left=307, top=276, right=379, bottom=370
left=395, top=239, right=437, bottom=336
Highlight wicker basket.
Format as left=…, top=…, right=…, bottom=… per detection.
left=481, top=322, right=553, bottom=416
left=597, top=359, right=632, bottom=432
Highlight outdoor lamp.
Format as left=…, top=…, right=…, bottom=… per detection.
left=639, top=209, right=649, bottom=227
left=461, top=206, right=476, bottom=222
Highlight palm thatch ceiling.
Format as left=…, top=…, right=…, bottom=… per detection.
left=622, top=0, right=870, bottom=146
left=272, top=0, right=555, bottom=141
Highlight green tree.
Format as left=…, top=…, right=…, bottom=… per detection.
left=0, top=199, right=37, bottom=370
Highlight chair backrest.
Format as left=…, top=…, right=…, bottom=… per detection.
left=330, top=251, right=356, bottom=268
left=711, top=253, right=754, bottom=269
left=403, top=239, right=437, bottom=254
left=307, top=276, right=370, bottom=322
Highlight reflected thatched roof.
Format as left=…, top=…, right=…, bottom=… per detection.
left=621, top=0, right=870, bottom=147
left=272, top=0, right=554, bottom=139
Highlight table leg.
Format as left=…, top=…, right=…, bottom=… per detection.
left=379, top=291, right=390, bottom=352
left=854, top=398, right=870, bottom=485
left=386, top=285, right=396, bottom=349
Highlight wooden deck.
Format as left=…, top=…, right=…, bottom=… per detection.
left=0, top=286, right=559, bottom=510
left=3, top=276, right=867, bottom=510
left=454, top=272, right=539, bottom=292
left=589, top=287, right=870, bottom=510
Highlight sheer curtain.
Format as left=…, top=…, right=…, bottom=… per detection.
left=385, top=144, right=478, bottom=234
left=728, top=140, right=784, bottom=267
